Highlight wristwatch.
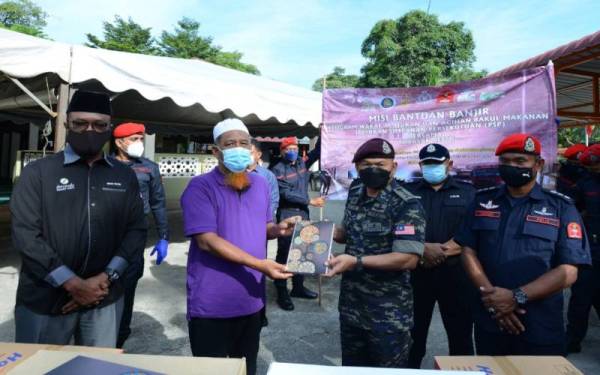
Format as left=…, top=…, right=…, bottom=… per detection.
left=355, top=255, right=364, bottom=272
left=104, top=269, right=120, bottom=284
left=512, top=288, right=528, bottom=305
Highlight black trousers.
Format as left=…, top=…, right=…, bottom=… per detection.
left=567, top=261, right=600, bottom=345
left=475, top=326, right=565, bottom=356
left=274, top=207, right=309, bottom=289
left=117, top=256, right=144, bottom=348
left=188, top=311, right=262, bottom=375
left=408, top=259, right=474, bottom=368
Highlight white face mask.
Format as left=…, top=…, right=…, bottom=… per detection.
left=126, top=141, right=144, bottom=158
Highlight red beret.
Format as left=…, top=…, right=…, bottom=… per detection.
left=495, top=133, right=541, bottom=156
left=563, top=144, right=587, bottom=160
left=280, top=137, right=298, bottom=150
left=113, top=123, right=146, bottom=138
left=352, top=138, right=395, bottom=163
left=579, top=144, right=600, bottom=165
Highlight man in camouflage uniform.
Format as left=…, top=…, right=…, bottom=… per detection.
left=328, top=138, right=426, bottom=368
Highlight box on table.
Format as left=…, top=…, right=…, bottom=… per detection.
left=434, top=356, right=583, bottom=375
left=8, top=349, right=246, bottom=375
left=0, top=342, right=122, bottom=374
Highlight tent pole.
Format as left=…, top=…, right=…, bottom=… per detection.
left=53, top=84, right=70, bottom=152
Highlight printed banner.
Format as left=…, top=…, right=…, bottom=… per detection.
left=321, top=65, right=557, bottom=199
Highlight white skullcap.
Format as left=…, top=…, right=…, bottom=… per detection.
left=213, top=118, right=249, bottom=142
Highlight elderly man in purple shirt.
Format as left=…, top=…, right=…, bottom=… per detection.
left=181, top=118, right=298, bottom=375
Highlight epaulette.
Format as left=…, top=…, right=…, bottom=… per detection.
left=392, top=184, right=419, bottom=202
left=545, top=189, right=573, bottom=203
left=476, top=186, right=500, bottom=194
left=455, top=178, right=473, bottom=185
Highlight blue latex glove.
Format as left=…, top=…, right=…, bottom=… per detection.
left=151, top=239, right=168, bottom=265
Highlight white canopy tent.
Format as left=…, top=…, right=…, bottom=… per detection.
left=0, top=28, right=322, bottom=140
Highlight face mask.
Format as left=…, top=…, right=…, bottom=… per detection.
left=285, top=150, right=298, bottom=162
left=126, top=141, right=144, bottom=158
left=221, top=147, right=252, bottom=173
left=358, top=167, right=391, bottom=190
left=67, top=130, right=111, bottom=159
left=422, top=164, right=447, bottom=185
left=498, top=164, right=535, bottom=188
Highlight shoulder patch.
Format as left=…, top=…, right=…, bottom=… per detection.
left=545, top=189, right=573, bottom=203
left=476, top=186, right=500, bottom=194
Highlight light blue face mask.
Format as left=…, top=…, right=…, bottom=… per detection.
left=221, top=147, right=252, bottom=173
left=422, top=163, right=448, bottom=184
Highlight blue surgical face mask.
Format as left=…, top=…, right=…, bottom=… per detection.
left=422, top=164, right=447, bottom=185
left=221, top=147, right=252, bottom=173
left=285, top=150, right=298, bottom=162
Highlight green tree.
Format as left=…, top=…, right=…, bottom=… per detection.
left=558, top=126, right=600, bottom=149
left=159, top=18, right=259, bottom=75
left=86, top=16, right=160, bottom=55
left=312, top=66, right=360, bottom=91
left=0, top=0, right=47, bottom=37
left=359, top=10, right=485, bottom=88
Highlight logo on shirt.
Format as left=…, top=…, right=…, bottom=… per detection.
left=533, top=207, right=554, bottom=216
left=395, top=224, right=415, bottom=235
left=56, top=177, right=75, bottom=192
left=479, top=200, right=499, bottom=210
left=567, top=222, right=583, bottom=239
left=449, top=194, right=461, bottom=199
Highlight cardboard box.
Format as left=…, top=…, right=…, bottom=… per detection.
left=268, top=362, right=483, bottom=375
left=434, top=356, right=583, bottom=375
left=0, top=342, right=121, bottom=374
left=8, top=350, right=246, bottom=375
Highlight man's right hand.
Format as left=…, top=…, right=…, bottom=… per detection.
left=63, top=274, right=109, bottom=307
left=257, top=259, right=293, bottom=280
left=422, top=243, right=447, bottom=268
left=310, top=197, right=326, bottom=207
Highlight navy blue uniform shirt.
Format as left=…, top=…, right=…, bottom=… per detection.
left=455, top=183, right=591, bottom=344
left=575, top=173, right=600, bottom=260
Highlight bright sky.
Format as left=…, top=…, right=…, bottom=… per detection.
left=36, top=0, right=600, bottom=89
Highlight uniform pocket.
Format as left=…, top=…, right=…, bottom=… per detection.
left=522, top=221, right=559, bottom=242
left=472, top=217, right=500, bottom=231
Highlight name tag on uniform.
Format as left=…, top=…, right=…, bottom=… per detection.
left=475, top=210, right=500, bottom=218
left=449, top=194, right=461, bottom=198
left=526, top=215, right=559, bottom=227
left=395, top=224, right=415, bottom=235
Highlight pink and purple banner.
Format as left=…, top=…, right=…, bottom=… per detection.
left=321, top=65, right=557, bottom=199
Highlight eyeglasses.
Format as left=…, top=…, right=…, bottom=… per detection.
left=68, top=120, right=112, bottom=133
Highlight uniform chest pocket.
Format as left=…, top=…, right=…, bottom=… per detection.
left=522, top=221, right=559, bottom=242
left=472, top=217, right=500, bottom=231
left=361, top=220, right=392, bottom=236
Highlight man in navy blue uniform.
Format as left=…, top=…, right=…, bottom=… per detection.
left=404, top=144, right=475, bottom=368
left=566, top=143, right=600, bottom=353
left=557, top=144, right=587, bottom=199
left=271, top=136, right=323, bottom=310
left=455, top=133, right=591, bottom=355
left=113, top=122, right=169, bottom=348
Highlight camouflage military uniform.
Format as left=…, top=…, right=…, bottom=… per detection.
left=339, top=178, right=426, bottom=367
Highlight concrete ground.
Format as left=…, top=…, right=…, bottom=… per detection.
left=0, top=201, right=599, bottom=374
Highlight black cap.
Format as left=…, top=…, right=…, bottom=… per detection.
left=419, top=143, right=450, bottom=162
left=67, top=90, right=112, bottom=115
left=352, top=138, right=395, bottom=163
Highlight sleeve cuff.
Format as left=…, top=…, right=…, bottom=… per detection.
left=106, top=256, right=129, bottom=276
left=45, top=265, right=76, bottom=287
left=392, top=240, right=424, bottom=256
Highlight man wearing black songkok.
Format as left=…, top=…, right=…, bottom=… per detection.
left=10, top=90, right=147, bottom=347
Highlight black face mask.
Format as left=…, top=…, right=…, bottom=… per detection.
left=498, top=164, right=536, bottom=188
left=66, top=130, right=111, bottom=159
left=358, top=167, right=391, bottom=190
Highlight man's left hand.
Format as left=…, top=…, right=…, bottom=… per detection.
left=481, top=286, right=517, bottom=316
left=151, top=239, right=169, bottom=265
left=277, top=216, right=302, bottom=237
left=325, top=254, right=357, bottom=277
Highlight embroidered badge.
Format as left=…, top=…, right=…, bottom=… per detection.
left=475, top=210, right=501, bottom=218
left=567, top=222, right=583, bottom=239
left=526, top=215, right=560, bottom=227
left=382, top=142, right=392, bottom=154
left=479, top=200, right=499, bottom=210
left=426, top=144, right=436, bottom=153
left=524, top=137, right=535, bottom=152
left=395, top=224, right=415, bottom=235
left=533, top=207, right=554, bottom=216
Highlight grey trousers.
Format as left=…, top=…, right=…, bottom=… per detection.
left=14, top=297, right=124, bottom=348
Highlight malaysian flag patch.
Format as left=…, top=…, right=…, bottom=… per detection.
left=395, top=224, right=415, bottom=235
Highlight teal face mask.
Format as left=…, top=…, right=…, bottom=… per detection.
left=422, top=164, right=447, bottom=184
left=221, top=147, right=252, bottom=173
